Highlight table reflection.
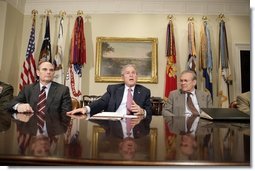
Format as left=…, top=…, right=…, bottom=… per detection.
left=164, top=115, right=250, bottom=162
left=0, top=109, right=250, bottom=165
left=90, top=118, right=152, bottom=161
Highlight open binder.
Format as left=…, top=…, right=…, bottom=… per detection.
left=200, top=108, right=250, bottom=121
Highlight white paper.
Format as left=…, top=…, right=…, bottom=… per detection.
left=89, top=112, right=138, bottom=120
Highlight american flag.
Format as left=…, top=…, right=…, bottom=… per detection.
left=19, top=18, right=37, bottom=91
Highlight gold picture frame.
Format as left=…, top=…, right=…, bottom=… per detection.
left=92, top=125, right=157, bottom=160
left=95, top=37, right=158, bottom=83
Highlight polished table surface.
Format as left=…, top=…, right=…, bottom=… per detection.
left=0, top=109, right=250, bottom=166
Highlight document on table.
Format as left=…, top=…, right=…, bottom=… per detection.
left=89, top=112, right=138, bottom=120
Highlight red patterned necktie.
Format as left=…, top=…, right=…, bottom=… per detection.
left=37, top=86, right=46, bottom=133
left=126, top=88, right=133, bottom=136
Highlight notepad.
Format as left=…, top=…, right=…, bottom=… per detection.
left=89, top=112, right=138, bottom=120
left=200, top=108, right=250, bottom=121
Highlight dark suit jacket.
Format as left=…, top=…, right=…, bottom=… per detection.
left=8, top=81, right=72, bottom=125
left=0, top=109, right=11, bottom=132
left=89, top=83, right=152, bottom=121
left=0, top=81, right=14, bottom=109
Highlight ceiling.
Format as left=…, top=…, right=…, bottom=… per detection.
left=5, top=0, right=250, bottom=15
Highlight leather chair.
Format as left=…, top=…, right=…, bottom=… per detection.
left=71, top=97, right=80, bottom=109
left=150, top=97, right=164, bottom=115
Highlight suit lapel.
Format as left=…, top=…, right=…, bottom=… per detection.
left=179, top=90, right=185, bottom=114
left=31, top=83, right=40, bottom=110
left=46, top=82, right=56, bottom=112
left=115, top=85, right=124, bottom=109
left=133, top=86, right=140, bottom=102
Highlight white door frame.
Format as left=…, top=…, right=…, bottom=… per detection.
left=234, top=43, right=250, bottom=98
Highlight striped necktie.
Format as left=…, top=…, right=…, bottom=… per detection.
left=126, top=88, right=133, bottom=136
left=37, top=86, right=46, bottom=133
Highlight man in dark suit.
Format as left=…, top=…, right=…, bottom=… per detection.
left=162, top=70, right=212, bottom=116
left=67, top=64, right=152, bottom=127
left=0, top=81, right=14, bottom=109
left=8, top=61, right=72, bottom=126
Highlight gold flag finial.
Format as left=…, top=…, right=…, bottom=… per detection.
left=77, top=10, right=84, bottom=16
left=218, top=13, right=225, bottom=21
left=202, top=16, right=208, bottom=21
left=31, top=9, right=38, bottom=17
left=59, top=10, right=66, bottom=17
left=167, top=14, right=173, bottom=21
left=188, top=17, right=194, bottom=22
left=44, top=9, right=52, bottom=16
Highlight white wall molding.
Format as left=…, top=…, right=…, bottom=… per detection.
left=5, top=0, right=250, bottom=16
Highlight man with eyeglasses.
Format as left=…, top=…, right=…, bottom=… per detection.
left=162, top=70, right=212, bottom=117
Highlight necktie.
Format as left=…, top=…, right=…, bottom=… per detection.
left=126, top=88, right=133, bottom=136
left=126, top=88, right=133, bottom=114
left=37, top=86, right=46, bottom=133
left=186, top=92, right=199, bottom=132
left=186, top=92, right=199, bottom=115
left=186, top=114, right=198, bottom=132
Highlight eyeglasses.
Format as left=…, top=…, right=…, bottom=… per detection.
left=179, top=79, right=193, bottom=83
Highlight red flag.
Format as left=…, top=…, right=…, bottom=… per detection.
left=19, top=16, right=37, bottom=91
left=65, top=15, right=86, bottom=102
left=70, top=16, right=86, bottom=65
left=164, top=20, right=178, bottom=160
left=164, top=20, right=177, bottom=99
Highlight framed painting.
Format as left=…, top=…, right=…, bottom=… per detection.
left=92, top=125, right=157, bottom=160
left=95, top=37, right=158, bottom=83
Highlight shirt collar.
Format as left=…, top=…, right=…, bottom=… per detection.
left=125, top=85, right=135, bottom=91
left=186, top=89, right=196, bottom=96
left=40, top=82, right=52, bottom=90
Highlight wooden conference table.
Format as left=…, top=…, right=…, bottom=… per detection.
left=0, top=109, right=250, bottom=166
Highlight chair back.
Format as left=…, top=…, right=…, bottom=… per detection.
left=82, top=95, right=101, bottom=106
left=71, top=97, right=80, bottom=109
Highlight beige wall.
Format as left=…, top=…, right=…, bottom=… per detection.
left=0, top=3, right=24, bottom=90
left=0, top=7, right=250, bottom=104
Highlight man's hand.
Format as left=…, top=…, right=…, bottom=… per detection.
left=17, top=103, right=34, bottom=113
left=66, top=108, right=87, bottom=119
left=16, top=113, right=34, bottom=122
left=130, top=115, right=144, bottom=127
left=130, top=100, right=145, bottom=116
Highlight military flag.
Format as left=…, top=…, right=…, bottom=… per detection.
left=164, top=19, right=177, bottom=99
left=164, top=18, right=178, bottom=160
left=65, top=16, right=86, bottom=101
left=186, top=21, right=197, bottom=73
left=199, top=21, right=213, bottom=99
left=217, top=19, right=231, bottom=107
left=53, top=16, right=65, bottom=84
left=39, top=15, right=52, bottom=63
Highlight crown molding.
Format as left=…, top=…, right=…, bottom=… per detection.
left=6, top=0, right=250, bottom=16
